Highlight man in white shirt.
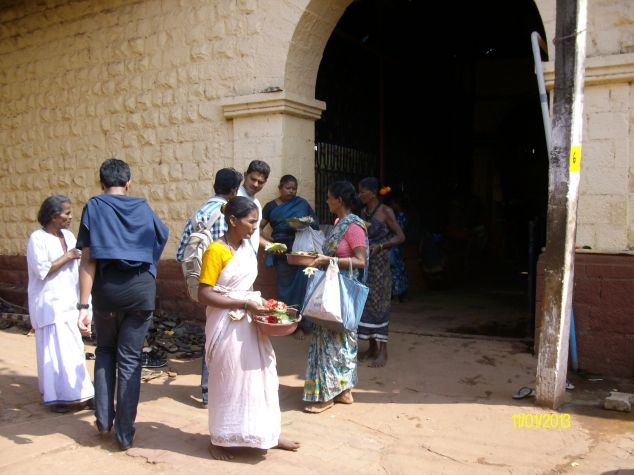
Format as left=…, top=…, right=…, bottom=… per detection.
left=238, top=160, right=271, bottom=251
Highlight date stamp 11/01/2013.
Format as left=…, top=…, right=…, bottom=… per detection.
left=512, top=413, right=571, bottom=429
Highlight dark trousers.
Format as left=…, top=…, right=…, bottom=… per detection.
left=93, top=309, right=152, bottom=448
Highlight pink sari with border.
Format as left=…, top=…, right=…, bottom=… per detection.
left=204, top=240, right=281, bottom=449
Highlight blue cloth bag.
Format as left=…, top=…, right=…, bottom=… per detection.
left=301, top=259, right=369, bottom=333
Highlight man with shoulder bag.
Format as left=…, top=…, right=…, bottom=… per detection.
left=176, top=167, right=243, bottom=408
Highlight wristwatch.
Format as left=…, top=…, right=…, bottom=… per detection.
left=76, top=303, right=90, bottom=310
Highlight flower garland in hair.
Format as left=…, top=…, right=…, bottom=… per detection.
left=379, top=186, right=391, bottom=196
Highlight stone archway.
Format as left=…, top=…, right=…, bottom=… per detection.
left=282, top=0, right=555, bottom=99
left=220, top=0, right=555, bottom=207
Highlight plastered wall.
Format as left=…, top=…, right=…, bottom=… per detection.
left=0, top=0, right=321, bottom=257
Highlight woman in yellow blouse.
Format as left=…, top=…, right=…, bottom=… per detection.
left=197, top=196, right=300, bottom=460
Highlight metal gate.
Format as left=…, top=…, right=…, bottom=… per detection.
left=314, top=143, right=378, bottom=224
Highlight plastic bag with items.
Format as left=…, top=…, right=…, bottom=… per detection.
left=292, top=227, right=325, bottom=253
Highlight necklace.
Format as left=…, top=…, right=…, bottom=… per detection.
left=222, top=236, right=238, bottom=254
left=364, top=201, right=381, bottom=220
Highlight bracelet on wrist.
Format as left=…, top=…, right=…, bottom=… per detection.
left=244, top=299, right=250, bottom=310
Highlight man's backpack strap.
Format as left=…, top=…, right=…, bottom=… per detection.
left=191, top=198, right=224, bottom=233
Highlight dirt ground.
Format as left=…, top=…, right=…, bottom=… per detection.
left=1, top=315, right=634, bottom=475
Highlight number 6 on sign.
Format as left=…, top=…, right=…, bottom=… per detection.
left=569, top=145, right=582, bottom=172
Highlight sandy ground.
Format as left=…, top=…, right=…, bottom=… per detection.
left=1, top=318, right=634, bottom=475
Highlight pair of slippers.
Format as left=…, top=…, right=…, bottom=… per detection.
left=512, top=380, right=575, bottom=399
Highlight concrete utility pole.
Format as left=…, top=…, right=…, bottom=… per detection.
left=536, top=0, right=587, bottom=409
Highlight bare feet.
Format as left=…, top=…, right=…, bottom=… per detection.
left=274, top=437, right=301, bottom=451
left=208, top=442, right=234, bottom=460
left=294, top=328, right=305, bottom=340
left=368, top=343, right=388, bottom=368
left=369, top=352, right=388, bottom=367
left=304, top=399, right=334, bottom=413
left=334, top=389, right=354, bottom=404
left=359, top=339, right=379, bottom=362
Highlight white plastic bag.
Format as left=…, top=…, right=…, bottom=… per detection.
left=292, top=227, right=326, bottom=253
left=302, top=259, right=343, bottom=323
left=310, top=227, right=326, bottom=251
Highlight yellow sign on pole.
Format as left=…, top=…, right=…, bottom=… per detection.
left=569, top=145, right=582, bottom=172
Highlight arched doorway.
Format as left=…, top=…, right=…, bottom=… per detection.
left=311, top=0, right=549, bottom=337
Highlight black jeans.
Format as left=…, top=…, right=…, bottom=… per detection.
left=93, top=309, right=152, bottom=448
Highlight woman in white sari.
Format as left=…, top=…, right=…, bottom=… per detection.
left=198, top=196, right=300, bottom=461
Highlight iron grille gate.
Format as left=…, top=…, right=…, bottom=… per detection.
left=314, top=143, right=378, bottom=224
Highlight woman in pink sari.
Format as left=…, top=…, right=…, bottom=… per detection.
left=198, top=196, right=300, bottom=461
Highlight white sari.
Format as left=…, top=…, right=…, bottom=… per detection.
left=205, top=240, right=281, bottom=449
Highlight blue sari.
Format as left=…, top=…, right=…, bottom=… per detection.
left=266, top=197, right=318, bottom=328
left=267, top=196, right=319, bottom=243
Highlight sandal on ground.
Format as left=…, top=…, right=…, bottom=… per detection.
left=171, top=337, right=193, bottom=350
left=170, top=326, right=189, bottom=337
left=160, top=314, right=181, bottom=328
left=148, top=348, right=167, bottom=360
left=51, top=404, right=70, bottom=413
left=184, top=323, right=204, bottom=334
left=512, top=387, right=535, bottom=399
left=85, top=352, right=95, bottom=360
left=155, top=338, right=178, bottom=353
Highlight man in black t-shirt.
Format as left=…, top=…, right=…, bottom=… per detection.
left=76, top=159, right=168, bottom=451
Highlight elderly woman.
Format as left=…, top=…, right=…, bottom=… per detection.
left=198, top=196, right=300, bottom=460
left=260, top=175, right=319, bottom=340
left=26, top=195, right=94, bottom=413
left=303, top=181, right=368, bottom=413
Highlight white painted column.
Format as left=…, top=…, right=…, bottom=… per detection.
left=221, top=91, right=326, bottom=205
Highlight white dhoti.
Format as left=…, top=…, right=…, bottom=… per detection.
left=27, top=228, right=94, bottom=406
left=35, top=320, right=94, bottom=405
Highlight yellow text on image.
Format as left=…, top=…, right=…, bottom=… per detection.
left=512, top=413, right=571, bottom=428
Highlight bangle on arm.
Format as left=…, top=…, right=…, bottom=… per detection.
left=244, top=299, right=250, bottom=310
left=379, top=243, right=383, bottom=252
